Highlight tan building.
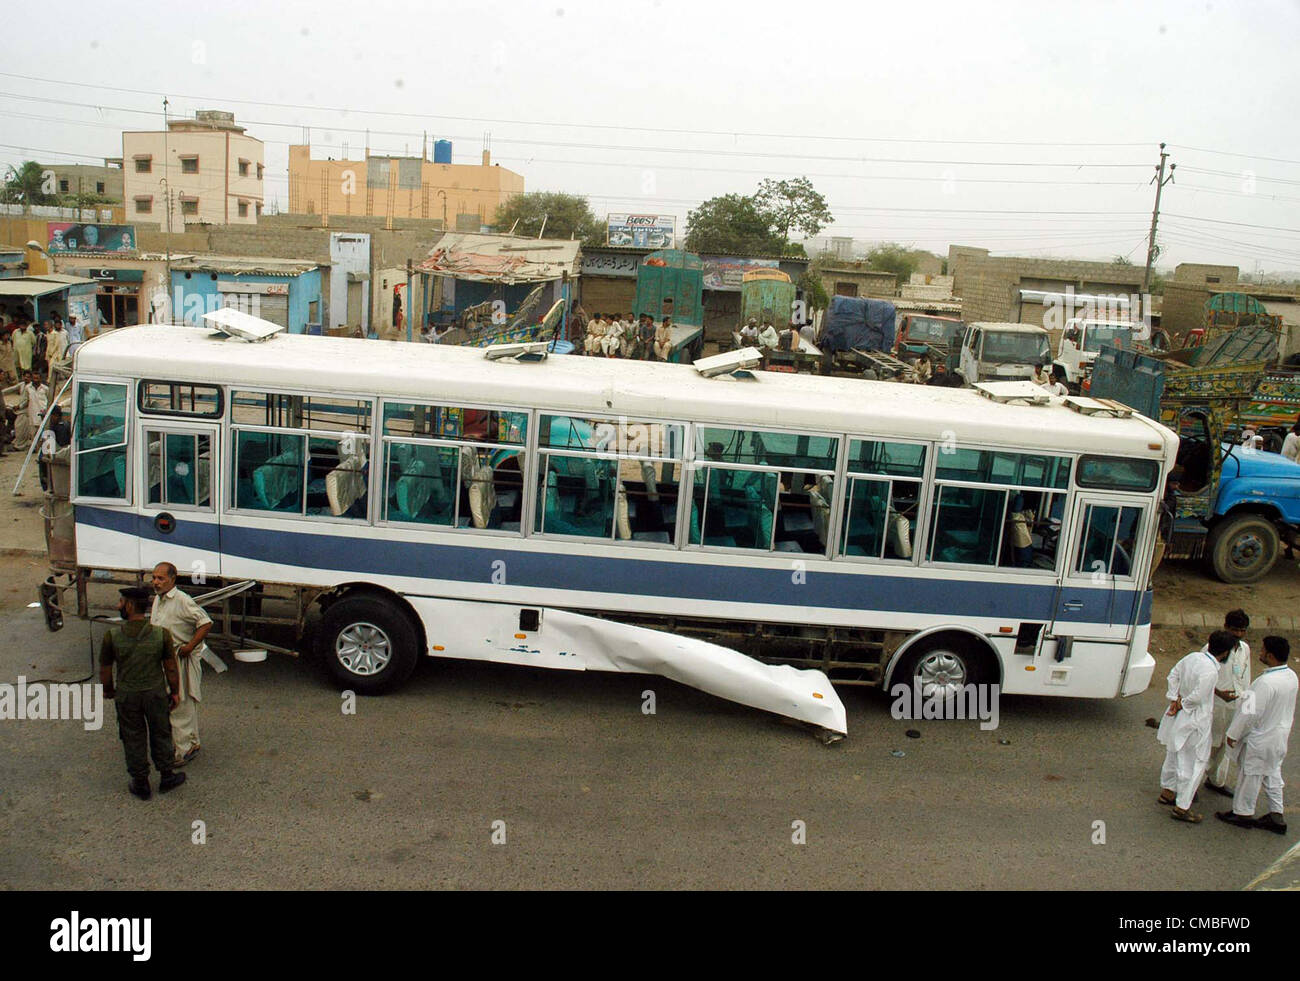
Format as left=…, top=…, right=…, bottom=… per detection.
left=948, top=246, right=1145, bottom=325
left=288, top=144, right=524, bottom=228
left=1160, top=262, right=1242, bottom=340
left=39, top=162, right=124, bottom=202
left=817, top=261, right=897, bottom=299
left=123, top=110, right=264, bottom=230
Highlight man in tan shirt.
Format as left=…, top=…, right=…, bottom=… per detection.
left=149, top=562, right=213, bottom=766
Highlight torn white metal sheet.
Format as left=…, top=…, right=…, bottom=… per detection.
left=406, top=596, right=846, bottom=734
left=545, top=609, right=847, bottom=734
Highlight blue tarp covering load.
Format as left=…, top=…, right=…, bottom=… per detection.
left=822, top=296, right=896, bottom=352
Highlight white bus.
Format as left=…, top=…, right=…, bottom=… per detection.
left=45, top=325, right=1177, bottom=735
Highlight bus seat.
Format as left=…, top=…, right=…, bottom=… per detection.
left=254, top=449, right=302, bottom=511
left=467, top=461, right=497, bottom=529
left=616, top=487, right=632, bottom=540
left=641, top=461, right=659, bottom=501
left=326, top=455, right=366, bottom=516
left=887, top=509, right=913, bottom=558
left=808, top=487, right=831, bottom=544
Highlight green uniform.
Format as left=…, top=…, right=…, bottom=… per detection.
left=101, top=621, right=176, bottom=779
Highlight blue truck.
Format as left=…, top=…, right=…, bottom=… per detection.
left=1090, top=326, right=1300, bottom=583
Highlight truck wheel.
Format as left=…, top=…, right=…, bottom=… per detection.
left=318, top=594, right=420, bottom=694
left=1208, top=514, right=1280, bottom=584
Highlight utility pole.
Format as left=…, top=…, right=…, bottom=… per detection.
left=163, top=96, right=173, bottom=323
left=1142, top=142, right=1175, bottom=294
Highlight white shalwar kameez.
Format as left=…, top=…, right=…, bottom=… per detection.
left=1157, top=649, right=1220, bottom=810
left=1227, top=664, right=1298, bottom=818
left=1208, top=640, right=1250, bottom=786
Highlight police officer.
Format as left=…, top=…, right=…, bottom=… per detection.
left=99, top=586, right=187, bottom=800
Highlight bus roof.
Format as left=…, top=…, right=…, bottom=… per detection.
left=77, top=325, right=1175, bottom=458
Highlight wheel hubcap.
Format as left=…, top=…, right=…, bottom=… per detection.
left=916, top=651, right=967, bottom=697
left=1230, top=533, right=1264, bottom=570
left=336, top=622, right=392, bottom=676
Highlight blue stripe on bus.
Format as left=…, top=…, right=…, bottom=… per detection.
left=77, top=505, right=1151, bottom=626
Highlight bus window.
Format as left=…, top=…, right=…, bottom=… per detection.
left=386, top=442, right=458, bottom=526
left=383, top=401, right=527, bottom=446
left=535, top=414, right=682, bottom=543
left=999, top=491, right=1065, bottom=570
left=233, top=391, right=372, bottom=434
left=146, top=431, right=211, bottom=508
left=74, top=382, right=129, bottom=500
left=1075, top=504, right=1142, bottom=578
left=234, top=431, right=304, bottom=513
left=306, top=434, right=369, bottom=519
left=840, top=439, right=926, bottom=561
left=692, top=426, right=838, bottom=553
left=1076, top=455, right=1159, bottom=492
left=928, top=486, right=1005, bottom=566
left=935, top=448, right=1070, bottom=488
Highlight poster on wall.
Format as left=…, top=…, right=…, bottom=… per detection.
left=701, top=256, right=780, bottom=292
left=606, top=214, right=675, bottom=249
left=47, top=222, right=137, bottom=254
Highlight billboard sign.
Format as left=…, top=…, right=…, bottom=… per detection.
left=701, top=256, right=780, bottom=292
left=47, top=223, right=137, bottom=255
left=606, top=214, right=675, bottom=249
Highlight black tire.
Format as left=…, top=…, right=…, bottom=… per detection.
left=889, top=635, right=992, bottom=697
left=1208, top=514, right=1280, bottom=584
left=317, top=594, right=420, bottom=694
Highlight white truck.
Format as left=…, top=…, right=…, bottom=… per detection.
left=954, top=322, right=1053, bottom=385
left=1053, top=318, right=1141, bottom=391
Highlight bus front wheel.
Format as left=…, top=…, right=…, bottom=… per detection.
left=1208, top=514, right=1280, bottom=584
left=318, top=594, right=420, bottom=694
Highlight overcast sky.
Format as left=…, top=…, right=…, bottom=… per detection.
left=3, top=0, right=1299, bottom=272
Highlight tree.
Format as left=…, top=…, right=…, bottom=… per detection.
left=1, top=161, right=55, bottom=208
left=798, top=271, right=829, bottom=312
left=866, top=243, right=917, bottom=285
left=685, top=193, right=786, bottom=255
left=755, top=177, right=834, bottom=250
left=493, top=191, right=604, bottom=245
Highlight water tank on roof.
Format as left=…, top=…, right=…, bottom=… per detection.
left=433, top=140, right=452, bottom=164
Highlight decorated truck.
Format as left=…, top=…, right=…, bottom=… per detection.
left=1090, top=325, right=1300, bottom=583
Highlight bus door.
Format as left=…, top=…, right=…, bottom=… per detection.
left=137, top=422, right=222, bottom=579
left=1040, top=495, right=1148, bottom=695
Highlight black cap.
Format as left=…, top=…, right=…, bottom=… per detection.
left=119, top=586, right=153, bottom=603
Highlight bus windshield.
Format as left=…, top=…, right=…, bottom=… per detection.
left=981, top=331, right=1051, bottom=365
left=1082, top=324, right=1134, bottom=353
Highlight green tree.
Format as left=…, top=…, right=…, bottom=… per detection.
left=1, top=161, right=55, bottom=207
left=798, top=270, right=829, bottom=312
left=493, top=191, right=604, bottom=245
left=755, top=177, right=834, bottom=250
left=866, top=243, right=917, bottom=285
left=684, top=193, right=786, bottom=254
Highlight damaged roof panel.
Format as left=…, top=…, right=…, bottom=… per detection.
left=418, top=232, right=580, bottom=283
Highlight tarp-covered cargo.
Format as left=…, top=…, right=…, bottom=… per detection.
left=821, top=296, right=896, bottom=353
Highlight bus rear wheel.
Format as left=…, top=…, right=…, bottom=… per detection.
left=1208, top=514, right=1280, bottom=584
left=318, top=595, right=419, bottom=694
left=890, top=636, right=991, bottom=698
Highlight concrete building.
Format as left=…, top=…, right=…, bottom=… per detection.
left=170, top=255, right=324, bottom=334
left=288, top=143, right=524, bottom=229
left=123, top=110, right=264, bottom=230
left=39, top=162, right=124, bottom=202
left=948, top=245, right=1144, bottom=327
left=816, top=260, right=897, bottom=300
left=1160, top=263, right=1242, bottom=340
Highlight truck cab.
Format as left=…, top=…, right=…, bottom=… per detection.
left=1055, top=318, right=1138, bottom=391
left=954, top=322, right=1052, bottom=385
left=896, top=314, right=963, bottom=371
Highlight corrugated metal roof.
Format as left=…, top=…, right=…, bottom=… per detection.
left=0, top=279, right=73, bottom=298
left=30, top=274, right=98, bottom=286
left=419, top=233, right=580, bottom=283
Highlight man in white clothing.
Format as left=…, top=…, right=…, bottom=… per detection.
left=1206, top=609, right=1252, bottom=795
left=1218, top=636, right=1296, bottom=834
left=45, top=321, right=69, bottom=385
left=1281, top=421, right=1299, bottom=464
left=150, top=562, right=213, bottom=767
left=757, top=319, right=780, bottom=351
left=1157, top=630, right=1238, bottom=822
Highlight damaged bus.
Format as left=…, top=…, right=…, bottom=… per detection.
left=42, top=321, right=1178, bottom=737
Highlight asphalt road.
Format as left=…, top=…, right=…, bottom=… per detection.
left=1, top=599, right=1296, bottom=891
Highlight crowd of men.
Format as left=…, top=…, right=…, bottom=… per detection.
left=99, top=562, right=214, bottom=800
left=1, top=304, right=75, bottom=454
left=575, top=309, right=677, bottom=362
left=1157, top=608, right=1297, bottom=832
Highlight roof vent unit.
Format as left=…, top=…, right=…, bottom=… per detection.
left=484, top=340, right=550, bottom=362
left=1063, top=396, right=1134, bottom=418
left=694, top=347, right=762, bottom=379
left=201, top=308, right=286, bottom=342
left=972, top=381, right=1051, bottom=405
